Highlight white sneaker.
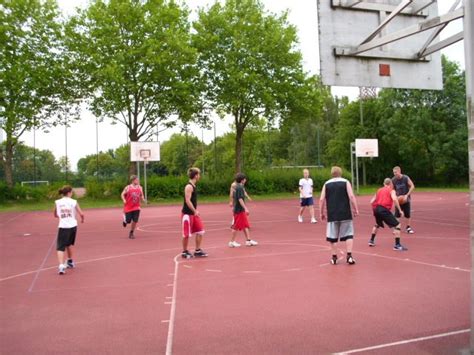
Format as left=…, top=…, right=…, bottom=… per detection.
left=298, top=215, right=303, bottom=223
left=311, top=218, right=317, bottom=224
left=58, top=264, right=66, bottom=275
left=245, top=239, right=258, bottom=246
left=228, top=241, right=241, bottom=248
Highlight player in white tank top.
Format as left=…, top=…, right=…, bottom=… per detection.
left=54, top=186, right=85, bottom=275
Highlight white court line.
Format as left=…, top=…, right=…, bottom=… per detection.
left=165, top=254, right=180, bottom=355
left=0, top=212, right=26, bottom=226
left=27, top=235, right=57, bottom=292
left=357, top=250, right=470, bottom=272
left=333, top=328, right=470, bottom=354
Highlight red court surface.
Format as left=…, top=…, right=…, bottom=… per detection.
left=0, top=192, right=470, bottom=354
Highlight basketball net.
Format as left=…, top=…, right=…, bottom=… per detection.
left=359, top=86, right=377, bottom=100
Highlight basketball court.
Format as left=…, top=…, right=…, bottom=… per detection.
left=0, top=192, right=470, bottom=354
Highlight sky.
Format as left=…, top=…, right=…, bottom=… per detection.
left=15, top=0, right=466, bottom=171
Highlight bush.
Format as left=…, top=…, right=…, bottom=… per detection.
left=0, top=182, right=67, bottom=202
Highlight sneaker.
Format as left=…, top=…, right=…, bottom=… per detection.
left=194, top=249, right=208, bottom=257
left=245, top=239, right=258, bottom=246
left=406, top=227, right=415, bottom=234
left=129, top=231, right=135, bottom=239
left=228, top=241, right=241, bottom=248
left=331, top=257, right=338, bottom=265
left=58, top=264, right=66, bottom=275
left=346, top=255, right=356, bottom=265
left=311, top=218, right=317, bottom=224
left=181, top=250, right=193, bottom=259
left=67, top=259, right=75, bottom=268
left=368, top=240, right=375, bottom=247
left=393, top=244, right=408, bottom=251
left=298, top=215, right=303, bottom=223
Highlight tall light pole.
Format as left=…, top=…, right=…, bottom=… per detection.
left=65, top=117, right=68, bottom=182
left=33, top=119, right=36, bottom=186
left=96, top=117, right=99, bottom=180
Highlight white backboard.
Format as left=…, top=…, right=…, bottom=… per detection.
left=130, top=141, right=160, bottom=162
left=317, top=0, right=443, bottom=90
left=355, top=138, right=379, bottom=157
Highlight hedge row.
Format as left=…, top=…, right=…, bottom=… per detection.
left=0, top=168, right=351, bottom=202
left=85, top=168, right=349, bottom=200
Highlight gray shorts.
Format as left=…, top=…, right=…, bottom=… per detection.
left=326, top=220, right=354, bottom=243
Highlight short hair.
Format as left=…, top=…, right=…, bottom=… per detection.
left=393, top=166, right=401, bottom=172
left=383, top=178, right=392, bottom=186
left=130, top=175, right=138, bottom=183
left=58, top=185, right=73, bottom=196
left=331, top=166, right=342, bottom=177
left=303, top=169, right=309, bottom=174
left=188, top=167, right=201, bottom=179
left=235, top=172, right=247, bottom=183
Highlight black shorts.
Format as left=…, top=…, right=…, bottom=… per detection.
left=300, top=197, right=314, bottom=207
left=57, top=227, right=77, bottom=251
left=374, top=206, right=399, bottom=228
left=394, top=201, right=411, bottom=218
left=125, top=210, right=140, bottom=223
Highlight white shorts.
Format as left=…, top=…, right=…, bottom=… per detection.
left=326, top=220, right=354, bottom=243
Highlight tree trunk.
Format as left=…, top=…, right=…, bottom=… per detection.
left=128, top=127, right=138, bottom=176
left=235, top=122, right=244, bottom=173
left=4, top=138, right=14, bottom=188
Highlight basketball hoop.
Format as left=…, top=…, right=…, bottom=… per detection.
left=139, top=149, right=151, bottom=164
left=359, top=86, right=377, bottom=100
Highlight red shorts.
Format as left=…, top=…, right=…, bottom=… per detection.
left=232, top=212, right=250, bottom=231
left=181, top=214, right=205, bottom=238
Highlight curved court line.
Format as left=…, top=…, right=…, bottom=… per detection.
left=357, top=250, right=470, bottom=272
left=333, top=328, right=470, bottom=354
left=0, top=247, right=184, bottom=283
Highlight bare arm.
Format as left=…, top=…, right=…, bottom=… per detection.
left=245, top=190, right=252, bottom=201
left=407, top=177, right=415, bottom=197
left=229, top=185, right=234, bottom=207
left=140, top=186, right=146, bottom=202
left=370, top=193, right=376, bottom=204
left=75, top=202, right=85, bottom=223
left=239, top=198, right=249, bottom=214
left=391, top=190, right=404, bottom=216
left=346, top=182, right=359, bottom=216
left=53, top=206, right=58, bottom=218
left=120, top=186, right=128, bottom=204
left=319, top=185, right=326, bottom=220
left=185, top=185, right=199, bottom=216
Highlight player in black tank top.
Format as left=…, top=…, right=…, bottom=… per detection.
left=182, top=183, right=197, bottom=215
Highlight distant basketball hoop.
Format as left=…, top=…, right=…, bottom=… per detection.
left=130, top=142, right=160, bottom=204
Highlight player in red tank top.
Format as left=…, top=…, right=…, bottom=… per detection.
left=121, top=175, right=145, bottom=239
left=369, top=178, right=407, bottom=250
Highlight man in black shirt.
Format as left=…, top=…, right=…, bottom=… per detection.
left=181, top=167, right=208, bottom=258
left=319, top=166, right=359, bottom=265
left=392, top=166, right=415, bottom=234
left=229, top=173, right=258, bottom=248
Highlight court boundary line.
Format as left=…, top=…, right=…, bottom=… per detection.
left=27, top=234, right=56, bottom=292
left=333, top=328, right=470, bottom=354
left=165, top=254, right=180, bottom=355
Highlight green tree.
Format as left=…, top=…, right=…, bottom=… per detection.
left=160, top=132, right=201, bottom=175
left=326, top=56, right=467, bottom=185
left=192, top=0, right=305, bottom=172
left=66, top=0, right=201, bottom=174
left=0, top=0, right=76, bottom=187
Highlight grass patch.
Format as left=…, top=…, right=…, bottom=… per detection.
left=0, top=187, right=467, bottom=213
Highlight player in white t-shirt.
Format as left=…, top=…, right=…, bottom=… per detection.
left=54, top=186, right=85, bottom=275
left=298, top=169, right=317, bottom=223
